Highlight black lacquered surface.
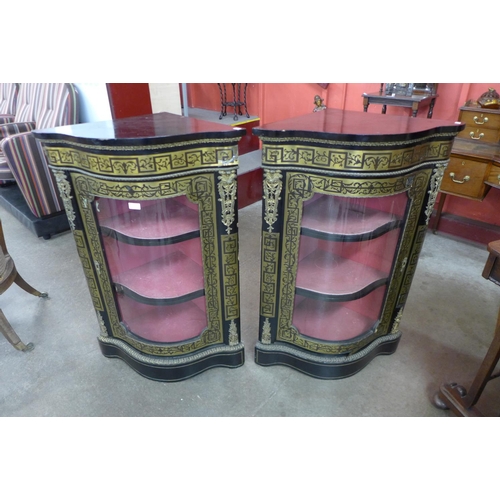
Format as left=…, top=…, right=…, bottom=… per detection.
left=34, top=112, right=245, bottom=146
left=254, top=108, right=464, bottom=142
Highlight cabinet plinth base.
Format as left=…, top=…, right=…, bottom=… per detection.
left=98, top=336, right=244, bottom=382
left=254, top=332, right=401, bottom=379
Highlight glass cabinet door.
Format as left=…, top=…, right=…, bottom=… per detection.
left=292, top=191, right=408, bottom=343
left=94, top=195, right=207, bottom=344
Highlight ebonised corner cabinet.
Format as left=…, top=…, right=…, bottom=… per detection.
left=253, top=109, right=464, bottom=379
left=34, top=112, right=246, bottom=381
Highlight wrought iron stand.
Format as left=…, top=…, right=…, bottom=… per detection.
left=218, top=83, right=249, bottom=121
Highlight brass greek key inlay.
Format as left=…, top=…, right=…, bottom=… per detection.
left=43, top=142, right=239, bottom=178
left=218, top=170, right=237, bottom=234
left=263, top=169, right=282, bottom=231
left=262, top=140, right=453, bottom=172
left=260, top=232, right=280, bottom=317
left=221, top=233, right=239, bottom=321
left=73, top=229, right=103, bottom=311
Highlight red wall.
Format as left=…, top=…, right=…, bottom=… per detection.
left=187, top=82, right=500, bottom=233
left=187, top=83, right=500, bottom=124
left=106, top=83, right=500, bottom=238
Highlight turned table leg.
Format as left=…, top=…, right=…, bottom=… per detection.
left=0, top=308, right=34, bottom=352
left=433, top=240, right=500, bottom=416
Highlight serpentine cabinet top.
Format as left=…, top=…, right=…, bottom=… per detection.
left=33, top=112, right=245, bottom=147
left=254, top=108, right=465, bottom=143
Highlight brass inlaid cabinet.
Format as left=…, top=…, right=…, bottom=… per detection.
left=34, top=109, right=464, bottom=383
left=35, top=113, right=245, bottom=381
left=254, top=110, right=464, bottom=378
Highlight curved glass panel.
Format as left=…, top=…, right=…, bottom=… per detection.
left=292, top=192, right=408, bottom=342
left=95, top=196, right=207, bottom=343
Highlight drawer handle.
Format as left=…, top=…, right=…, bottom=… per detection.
left=473, top=116, right=489, bottom=125
left=449, top=172, right=470, bottom=184
left=470, top=131, right=485, bottom=140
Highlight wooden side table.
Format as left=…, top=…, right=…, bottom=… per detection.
left=433, top=240, right=500, bottom=416
left=362, top=92, right=438, bottom=118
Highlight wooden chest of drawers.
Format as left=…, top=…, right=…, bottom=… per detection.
left=485, top=165, right=500, bottom=188
left=442, top=138, right=500, bottom=200
left=457, top=106, right=500, bottom=143
left=440, top=153, right=491, bottom=200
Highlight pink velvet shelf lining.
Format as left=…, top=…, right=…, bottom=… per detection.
left=118, top=296, right=207, bottom=343
left=113, top=251, right=204, bottom=301
left=295, top=249, right=388, bottom=297
left=99, top=199, right=199, bottom=241
left=293, top=298, right=376, bottom=342
left=301, top=196, right=400, bottom=238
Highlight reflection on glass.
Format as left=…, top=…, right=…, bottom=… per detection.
left=95, top=196, right=207, bottom=343
left=292, top=193, right=407, bottom=342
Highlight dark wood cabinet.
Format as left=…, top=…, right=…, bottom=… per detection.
left=34, top=112, right=246, bottom=381
left=254, top=109, right=464, bottom=379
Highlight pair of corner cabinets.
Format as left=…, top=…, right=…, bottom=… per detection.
left=34, top=110, right=464, bottom=382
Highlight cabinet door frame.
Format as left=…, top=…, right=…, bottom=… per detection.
left=260, top=161, right=447, bottom=356
left=58, top=168, right=241, bottom=358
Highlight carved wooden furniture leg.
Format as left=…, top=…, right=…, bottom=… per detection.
left=0, top=308, right=34, bottom=351
left=363, top=96, right=369, bottom=112
left=427, top=97, right=436, bottom=118
left=0, top=218, right=48, bottom=351
left=433, top=240, right=500, bottom=416
left=14, top=273, right=48, bottom=298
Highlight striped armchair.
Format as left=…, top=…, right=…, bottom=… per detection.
left=0, top=84, right=79, bottom=237
left=0, top=83, right=20, bottom=125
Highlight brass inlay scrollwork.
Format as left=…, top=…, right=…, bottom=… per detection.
left=43, top=141, right=239, bottom=178
left=425, top=162, right=447, bottom=224
left=53, top=170, right=76, bottom=230
left=218, top=170, right=237, bottom=234
left=96, top=312, right=108, bottom=336
left=261, top=139, right=453, bottom=173
left=391, top=309, right=404, bottom=334
left=228, top=320, right=238, bottom=346
left=261, top=318, right=272, bottom=344
left=263, top=169, right=282, bottom=232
